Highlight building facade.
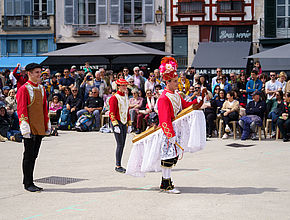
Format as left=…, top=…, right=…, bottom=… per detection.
left=0, top=0, right=56, bottom=68
left=56, top=0, right=165, bottom=51
left=165, top=0, right=261, bottom=69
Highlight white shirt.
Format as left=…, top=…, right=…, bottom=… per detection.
left=265, top=80, right=283, bottom=99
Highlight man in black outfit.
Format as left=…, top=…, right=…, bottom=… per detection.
left=66, top=86, right=83, bottom=125
left=77, top=87, right=104, bottom=130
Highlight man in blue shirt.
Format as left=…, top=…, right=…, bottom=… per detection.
left=246, top=70, right=263, bottom=103
left=59, top=69, right=75, bottom=92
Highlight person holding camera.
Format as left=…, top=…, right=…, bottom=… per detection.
left=80, top=72, right=95, bottom=101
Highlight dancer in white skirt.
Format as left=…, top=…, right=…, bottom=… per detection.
left=157, top=57, right=206, bottom=193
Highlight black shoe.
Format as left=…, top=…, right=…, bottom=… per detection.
left=14, top=133, right=22, bottom=142
left=135, top=129, right=141, bottom=134
left=25, top=185, right=41, bottom=192
left=283, top=137, right=289, bottom=142
left=115, top=167, right=126, bottom=173
left=33, top=184, right=43, bottom=191
left=208, top=134, right=212, bottom=138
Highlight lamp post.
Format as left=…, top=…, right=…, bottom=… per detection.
left=155, top=6, right=163, bottom=24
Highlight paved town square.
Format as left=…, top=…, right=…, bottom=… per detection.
left=1, top=131, right=290, bottom=220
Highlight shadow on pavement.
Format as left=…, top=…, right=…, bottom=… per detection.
left=44, top=186, right=282, bottom=195
left=172, top=168, right=199, bottom=172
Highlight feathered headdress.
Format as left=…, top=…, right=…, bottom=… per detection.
left=159, top=57, right=178, bottom=81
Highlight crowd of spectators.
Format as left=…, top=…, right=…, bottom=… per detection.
left=0, top=61, right=289, bottom=142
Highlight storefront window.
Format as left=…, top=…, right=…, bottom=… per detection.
left=23, top=40, right=33, bottom=53
left=7, top=40, right=18, bottom=53
left=37, top=39, right=48, bottom=53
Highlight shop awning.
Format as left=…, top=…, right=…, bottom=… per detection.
left=247, top=43, right=290, bottom=59
left=0, top=56, right=48, bottom=68
left=192, top=42, right=251, bottom=69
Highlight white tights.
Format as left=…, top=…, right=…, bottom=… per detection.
left=162, top=167, right=171, bottom=179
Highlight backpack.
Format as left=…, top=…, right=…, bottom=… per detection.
left=58, top=108, right=72, bottom=130
left=75, top=113, right=95, bottom=132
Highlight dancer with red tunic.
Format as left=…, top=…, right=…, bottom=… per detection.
left=16, top=63, right=51, bottom=192
left=157, top=57, right=206, bottom=193
left=109, top=79, right=132, bottom=173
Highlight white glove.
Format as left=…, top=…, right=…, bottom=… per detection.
left=127, top=126, right=132, bottom=133
left=168, top=136, right=176, bottom=145
left=114, top=126, right=121, bottom=134
left=23, top=133, right=31, bottom=139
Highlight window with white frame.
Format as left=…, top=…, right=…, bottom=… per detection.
left=123, top=0, right=142, bottom=25
left=78, top=0, right=97, bottom=24
left=218, top=0, right=243, bottom=13
left=33, top=0, right=48, bottom=26
left=178, top=1, right=204, bottom=14
left=277, top=0, right=290, bottom=29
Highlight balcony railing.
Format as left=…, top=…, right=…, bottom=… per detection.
left=118, top=24, right=145, bottom=37
left=260, top=18, right=290, bottom=39
left=72, top=24, right=100, bottom=37
left=2, top=15, right=51, bottom=30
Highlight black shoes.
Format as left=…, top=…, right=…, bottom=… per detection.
left=25, top=184, right=43, bottom=192
left=283, top=137, right=289, bottom=142
left=135, top=129, right=141, bottom=134
left=14, top=133, right=22, bottom=142
left=115, top=167, right=126, bottom=173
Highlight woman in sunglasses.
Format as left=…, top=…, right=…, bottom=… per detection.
left=145, top=72, right=159, bottom=94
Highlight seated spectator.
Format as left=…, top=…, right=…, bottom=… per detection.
left=80, top=72, right=95, bottom=101
left=62, top=86, right=71, bottom=104
left=178, top=72, right=190, bottom=94
left=216, top=89, right=226, bottom=111
left=112, top=73, right=124, bottom=91
left=221, top=91, right=240, bottom=139
left=145, top=72, right=159, bottom=94
left=129, top=88, right=144, bottom=131
left=103, top=86, right=113, bottom=104
left=265, top=72, right=283, bottom=100
left=246, top=70, right=263, bottom=103
left=239, top=91, right=266, bottom=140
left=0, top=103, right=22, bottom=142
left=127, top=77, right=138, bottom=95
left=203, top=92, right=217, bottom=138
left=13, top=63, right=28, bottom=90
left=285, top=77, right=290, bottom=95
left=77, top=87, right=104, bottom=131
left=186, top=84, right=202, bottom=101
left=212, top=85, right=220, bottom=100
left=278, top=71, right=287, bottom=93
left=136, top=89, right=157, bottom=134
left=267, top=90, right=286, bottom=138
left=277, top=92, right=290, bottom=142
left=55, top=72, right=62, bottom=82
left=94, top=71, right=106, bottom=98
left=59, top=69, right=75, bottom=92
left=216, top=75, right=232, bottom=94
left=199, top=75, right=211, bottom=92
left=2, top=86, right=10, bottom=98
left=49, top=95, right=63, bottom=122
left=50, top=74, right=60, bottom=94
left=5, top=89, right=17, bottom=116
left=193, top=73, right=200, bottom=85
left=66, top=87, right=83, bottom=126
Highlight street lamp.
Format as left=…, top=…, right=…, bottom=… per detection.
left=155, top=6, right=163, bottom=24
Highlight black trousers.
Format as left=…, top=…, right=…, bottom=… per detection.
left=222, top=111, right=239, bottom=128
left=277, top=118, right=290, bottom=138
left=205, top=112, right=217, bottom=135
left=23, top=135, right=43, bottom=187
left=112, top=121, right=127, bottom=167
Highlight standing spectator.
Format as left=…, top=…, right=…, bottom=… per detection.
left=145, top=72, right=159, bottom=94
left=59, top=69, right=75, bottom=92
left=154, top=69, right=162, bottom=84
left=13, top=63, right=28, bottom=90
left=267, top=90, right=285, bottom=138
left=0, top=72, right=5, bottom=89
left=2, top=86, right=10, bottom=98
left=133, top=67, right=145, bottom=91
left=265, top=72, right=283, bottom=100
left=229, top=72, right=238, bottom=92
left=129, top=88, right=143, bottom=131
left=221, top=91, right=240, bottom=139
left=94, top=71, right=106, bottom=98
left=127, top=77, right=138, bottom=95
left=215, top=75, right=232, bottom=94
left=80, top=72, right=95, bottom=101
left=50, top=75, right=60, bottom=94
left=246, top=70, right=263, bottom=103
left=178, top=72, right=190, bottom=94
left=77, top=87, right=104, bottom=130
left=55, top=72, right=62, bottom=82
left=84, top=62, right=92, bottom=73
left=112, top=73, right=124, bottom=91
left=212, top=68, right=223, bottom=90
left=185, top=66, right=195, bottom=82
left=66, top=86, right=83, bottom=126
left=154, top=84, right=162, bottom=99
left=204, top=92, right=218, bottom=138
left=103, top=86, right=113, bottom=104
left=259, top=73, right=268, bottom=100
left=99, top=68, right=109, bottom=87
left=237, top=72, right=248, bottom=108
left=277, top=92, right=290, bottom=142
left=123, top=67, right=131, bottom=81
left=278, top=71, right=287, bottom=93
left=193, top=73, right=200, bottom=85
left=135, top=89, right=156, bottom=134
left=70, top=67, right=82, bottom=89
left=239, top=91, right=266, bottom=140
left=254, top=61, right=262, bottom=76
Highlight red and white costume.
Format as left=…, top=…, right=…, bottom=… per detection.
left=109, top=90, right=131, bottom=126
left=16, top=80, right=51, bottom=136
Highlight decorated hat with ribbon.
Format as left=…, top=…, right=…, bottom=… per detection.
left=159, top=57, right=178, bottom=81
left=116, top=78, right=128, bottom=86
